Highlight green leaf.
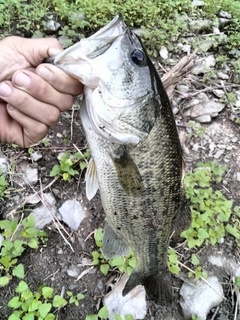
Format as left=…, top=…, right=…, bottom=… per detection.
left=29, top=299, right=41, bottom=312
left=42, top=287, right=54, bottom=299
left=124, top=315, right=134, bottom=320
left=27, top=238, right=39, bottom=249
left=100, top=264, right=109, bottom=275
left=50, top=165, right=60, bottom=177
left=0, top=276, right=10, bottom=286
left=110, top=256, right=124, bottom=267
left=8, top=310, right=21, bottom=320
left=191, top=254, right=200, bottom=266
left=22, top=313, right=34, bottom=320
left=85, top=315, right=98, bottom=320
left=115, top=315, right=123, bottom=320
left=52, top=295, right=67, bottom=308
left=8, top=296, right=22, bottom=309
left=226, top=224, right=240, bottom=239
left=98, top=306, right=108, bottom=319
left=197, top=228, right=209, bottom=240
left=12, top=263, right=25, bottom=278
left=235, top=276, right=240, bottom=287
left=16, top=280, right=28, bottom=293
left=39, top=303, right=52, bottom=318
left=22, top=215, right=35, bottom=228
left=80, top=162, right=87, bottom=170
left=45, top=314, right=55, bottom=320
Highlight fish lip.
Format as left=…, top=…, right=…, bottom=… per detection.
left=88, top=14, right=127, bottom=39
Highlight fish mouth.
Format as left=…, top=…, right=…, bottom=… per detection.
left=44, top=14, right=127, bottom=65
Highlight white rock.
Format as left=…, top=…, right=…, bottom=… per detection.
left=26, top=194, right=41, bottom=205
left=19, top=163, right=38, bottom=185
left=217, top=71, right=229, bottom=80
left=180, top=276, right=224, bottom=320
left=237, top=173, right=240, bottom=182
left=213, top=27, right=221, bottom=34
left=0, top=234, right=4, bottom=247
left=67, top=264, right=81, bottom=278
left=195, top=115, right=212, bottom=123
left=213, top=89, right=225, bottom=98
left=185, top=100, right=225, bottom=119
left=159, top=46, right=168, bottom=60
left=31, top=193, right=56, bottom=229
left=0, top=157, right=8, bottom=173
left=31, top=151, right=42, bottom=162
left=192, top=55, right=216, bottom=75
left=58, top=199, right=86, bottom=231
left=104, top=274, right=147, bottom=320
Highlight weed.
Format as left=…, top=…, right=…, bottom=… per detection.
left=8, top=280, right=84, bottom=320
left=0, top=215, right=47, bottom=287
left=182, top=162, right=237, bottom=248
left=0, top=168, right=8, bottom=198
left=86, top=306, right=134, bottom=320
left=92, top=228, right=136, bottom=276
left=168, top=248, right=180, bottom=275
left=50, top=150, right=90, bottom=181
left=188, top=121, right=206, bottom=139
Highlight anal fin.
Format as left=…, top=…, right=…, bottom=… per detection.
left=102, top=223, right=129, bottom=259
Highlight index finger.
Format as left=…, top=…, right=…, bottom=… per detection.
left=36, top=64, right=83, bottom=96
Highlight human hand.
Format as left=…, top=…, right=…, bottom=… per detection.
left=0, top=37, right=83, bottom=147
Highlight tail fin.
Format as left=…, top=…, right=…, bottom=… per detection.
left=122, top=269, right=172, bottom=305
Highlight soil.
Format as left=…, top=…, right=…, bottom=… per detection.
left=0, top=28, right=240, bottom=320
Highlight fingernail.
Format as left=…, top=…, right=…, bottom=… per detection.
left=0, top=83, right=12, bottom=97
left=38, top=66, right=53, bottom=81
left=14, top=72, right=31, bottom=87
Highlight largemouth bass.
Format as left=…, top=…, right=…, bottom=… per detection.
left=45, top=15, right=189, bottom=305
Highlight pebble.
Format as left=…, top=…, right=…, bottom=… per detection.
left=217, top=71, right=229, bottom=80
left=0, top=158, right=8, bottom=173
left=159, top=46, right=168, bottom=60
left=180, top=276, right=224, bottom=320
left=214, top=150, right=224, bottom=159
left=66, top=264, right=81, bottom=278
left=58, top=199, right=87, bottom=231
left=20, top=163, right=38, bottom=185
left=31, top=193, right=57, bottom=229
left=31, top=151, right=43, bottom=162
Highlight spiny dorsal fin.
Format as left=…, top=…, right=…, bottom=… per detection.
left=102, top=223, right=129, bottom=259
left=85, top=157, right=99, bottom=201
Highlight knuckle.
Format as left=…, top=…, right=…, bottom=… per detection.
left=46, top=106, right=60, bottom=126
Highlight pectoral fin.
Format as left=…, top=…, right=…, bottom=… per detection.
left=110, top=147, right=143, bottom=196
left=85, top=157, right=99, bottom=201
left=102, top=223, right=129, bottom=259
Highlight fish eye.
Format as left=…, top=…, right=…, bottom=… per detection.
left=131, top=50, right=145, bottom=67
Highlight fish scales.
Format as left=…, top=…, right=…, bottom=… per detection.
left=44, top=14, right=189, bottom=305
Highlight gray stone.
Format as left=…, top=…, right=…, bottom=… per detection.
left=213, top=27, right=220, bottom=34
left=192, top=55, right=216, bottom=75
left=0, top=234, right=4, bottom=247
left=45, top=19, right=61, bottom=32
left=104, top=274, right=147, bottom=320
left=31, top=151, right=42, bottom=162
left=58, top=199, right=86, bottom=231
left=218, top=18, right=231, bottom=28
left=199, top=39, right=215, bottom=52
left=218, top=11, right=232, bottom=19
left=189, top=20, right=212, bottom=33
left=66, top=264, right=81, bottom=278
left=0, top=158, right=8, bottom=173
left=195, top=115, right=212, bottom=123
left=19, top=163, right=38, bottom=185
left=217, top=71, right=229, bottom=80
left=213, top=89, right=225, bottom=98
left=31, top=193, right=56, bottom=229
left=159, top=46, right=168, bottom=60
left=184, top=98, right=225, bottom=120
left=192, top=0, right=205, bottom=6
left=176, top=84, right=190, bottom=93
left=27, top=194, right=41, bottom=205
left=180, top=276, right=224, bottom=320
left=232, top=136, right=239, bottom=142
left=214, top=150, right=224, bottom=159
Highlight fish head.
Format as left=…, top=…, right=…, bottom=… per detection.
left=47, top=15, right=156, bottom=144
